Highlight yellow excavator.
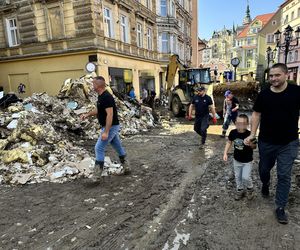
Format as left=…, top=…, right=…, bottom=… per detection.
left=166, top=54, right=214, bottom=116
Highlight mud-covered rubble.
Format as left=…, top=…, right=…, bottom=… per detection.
left=0, top=75, right=157, bottom=185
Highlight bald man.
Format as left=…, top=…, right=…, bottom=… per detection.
left=81, top=76, right=127, bottom=180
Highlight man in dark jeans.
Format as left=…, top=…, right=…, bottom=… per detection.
left=188, top=86, right=217, bottom=149
left=245, top=63, right=300, bottom=224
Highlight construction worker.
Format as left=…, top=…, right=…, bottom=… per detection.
left=245, top=63, right=300, bottom=224
left=221, top=90, right=239, bottom=138
left=80, top=76, right=128, bottom=181
left=188, top=86, right=217, bottom=149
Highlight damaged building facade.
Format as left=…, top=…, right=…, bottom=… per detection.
left=0, top=0, right=197, bottom=99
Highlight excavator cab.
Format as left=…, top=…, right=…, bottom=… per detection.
left=166, top=54, right=214, bottom=117
left=169, top=68, right=213, bottom=116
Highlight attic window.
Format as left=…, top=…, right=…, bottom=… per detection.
left=272, top=21, right=277, bottom=26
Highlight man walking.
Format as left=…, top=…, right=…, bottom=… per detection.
left=245, top=63, right=300, bottom=224
left=81, top=76, right=128, bottom=180
left=221, top=90, right=239, bottom=138
left=188, top=86, right=217, bottom=149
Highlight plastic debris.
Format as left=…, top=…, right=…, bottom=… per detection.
left=0, top=74, right=158, bottom=185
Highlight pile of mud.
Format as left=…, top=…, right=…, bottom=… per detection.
left=0, top=74, right=157, bottom=185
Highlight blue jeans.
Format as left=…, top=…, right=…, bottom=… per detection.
left=222, top=112, right=238, bottom=131
left=233, top=160, right=253, bottom=190
left=95, top=125, right=126, bottom=163
left=258, top=139, right=299, bottom=208
left=194, top=115, right=209, bottom=144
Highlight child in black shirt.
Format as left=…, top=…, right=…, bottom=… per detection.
left=223, top=114, right=257, bottom=200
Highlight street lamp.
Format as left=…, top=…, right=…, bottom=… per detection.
left=266, top=46, right=276, bottom=69
left=265, top=46, right=277, bottom=80
left=274, top=25, right=300, bottom=64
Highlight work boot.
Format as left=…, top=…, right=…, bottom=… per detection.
left=199, top=143, right=205, bottom=149
left=234, top=189, right=244, bottom=201
left=92, top=161, right=104, bottom=182
left=120, top=156, right=131, bottom=174
left=246, top=188, right=254, bottom=200
left=261, top=184, right=270, bottom=198
left=275, top=207, right=288, bottom=224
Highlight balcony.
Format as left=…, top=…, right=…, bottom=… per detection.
left=102, top=37, right=159, bottom=61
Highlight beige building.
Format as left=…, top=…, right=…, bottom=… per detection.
left=278, top=0, right=300, bottom=84
left=256, top=9, right=281, bottom=82
left=202, top=27, right=235, bottom=80
left=0, top=0, right=168, bottom=99
left=156, top=0, right=194, bottom=66
left=233, top=13, right=275, bottom=80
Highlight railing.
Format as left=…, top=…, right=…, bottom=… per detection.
left=103, top=37, right=159, bottom=61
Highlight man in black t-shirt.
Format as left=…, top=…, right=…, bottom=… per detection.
left=81, top=76, right=127, bottom=180
left=245, top=63, right=300, bottom=224
left=188, top=86, right=217, bottom=149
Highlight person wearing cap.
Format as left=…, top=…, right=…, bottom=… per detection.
left=221, top=90, right=239, bottom=138
left=188, top=86, right=217, bottom=149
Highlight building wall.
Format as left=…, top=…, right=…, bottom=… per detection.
left=191, top=0, right=198, bottom=67
left=0, top=51, right=161, bottom=98
left=204, top=28, right=234, bottom=75
left=156, top=0, right=193, bottom=66
left=279, top=0, right=300, bottom=84
left=257, top=11, right=281, bottom=82
left=0, top=0, right=163, bottom=99
left=234, top=19, right=266, bottom=80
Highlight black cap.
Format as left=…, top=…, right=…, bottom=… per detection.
left=196, top=86, right=205, bottom=91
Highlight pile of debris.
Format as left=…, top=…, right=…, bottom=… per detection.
left=213, top=81, right=259, bottom=112
left=0, top=74, right=157, bottom=185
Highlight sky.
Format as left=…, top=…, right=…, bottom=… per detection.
left=198, top=0, right=284, bottom=40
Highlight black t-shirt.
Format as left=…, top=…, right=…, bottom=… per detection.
left=97, top=90, right=119, bottom=127
left=253, top=84, right=300, bottom=145
left=228, top=129, right=253, bottom=163
left=192, top=94, right=213, bottom=117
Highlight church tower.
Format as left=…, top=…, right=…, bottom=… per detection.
left=243, top=0, right=252, bottom=26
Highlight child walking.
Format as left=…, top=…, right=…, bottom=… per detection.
left=223, top=114, right=257, bottom=200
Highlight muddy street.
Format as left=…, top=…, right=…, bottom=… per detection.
left=0, top=117, right=300, bottom=250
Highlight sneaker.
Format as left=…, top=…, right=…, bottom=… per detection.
left=261, top=184, right=270, bottom=198
left=246, top=188, right=254, bottom=200
left=275, top=207, right=288, bottom=224
left=234, top=189, right=244, bottom=201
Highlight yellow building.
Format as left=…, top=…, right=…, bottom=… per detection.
left=233, top=13, right=275, bottom=80
left=0, top=0, right=172, bottom=99
left=257, top=9, right=281, bottom=82
left=278, top=0, right=300, bottom=84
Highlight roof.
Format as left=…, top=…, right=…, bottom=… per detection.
left=280, top=0, right=293, bottom=8
left=237, top=13, right=275, bottom=38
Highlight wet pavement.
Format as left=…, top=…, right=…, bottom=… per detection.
left=0, top=116, right=300, bottom=249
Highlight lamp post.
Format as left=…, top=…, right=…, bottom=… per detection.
left=265, top=46, right=276, bottom=80
left=274, top=25, right=300, bottom=64
left=266, top=46, right=276, bottom=69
